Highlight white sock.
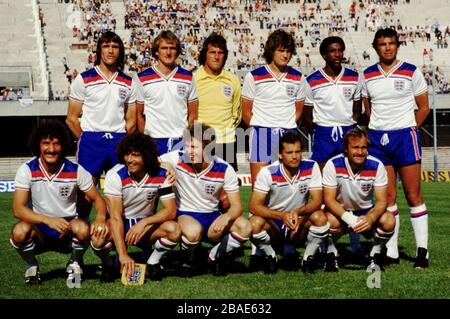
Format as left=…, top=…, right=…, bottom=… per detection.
left=386, top=204, right=400, bottom=259
left=209, top=232, right=248, bottom=261
left=71, top=238, right=89, bottom=264
left=181, top=236, right=200, bottom=262
left=303, top=223, right=330, bottom=260
left=326, top=227, right=342, bottom=256
left=250, top=230, right=276, bottom=258
left=370, top=228, right=394, bottom=257
left=147, top=238, right=177, bottom=265
left=10, top=238, right=38, bottom=267
left=410, top=204, right=428, bottom=253
left=91, top=241, right=113, bottom=266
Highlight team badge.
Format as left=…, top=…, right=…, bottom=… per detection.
left=286, top=85, right=296, bottom=97
left=360, top=183, right=372, bottom=193
left=299, top=183, right=308, bottom=195
left=118, top=88, right=128, bottom=100
left=343, top=87, right=353, bottom=99
left=59, top=185, right=71, bottom=199
left=177, top=85, right=187, bottom=97
left=146, top=190, right=157, bottom=201
left=223, top=85, right=232, bottom=97
left=205, top=184, right=216, bottom=195
left=394, top=80, right=405, bottom=91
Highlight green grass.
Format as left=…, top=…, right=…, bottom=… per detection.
left=1, top=183, right=450, bottom=299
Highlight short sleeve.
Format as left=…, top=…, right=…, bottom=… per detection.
left=158, top=151, right=179, bottom=167
left=253, top=167, right=272, bottom=194
left=77, top=164, right=94, bottom=193
left=322, top=160, right=338, bottom=188
left=126, top=76, right=138, bottom=105
left=412, top=68, right=428, bottom=96
left=14, top=163, right=32, bottom=190
left=309, top=162, right=323, bottom=189
left=304, top=78, right=314, bottom=106
left=69, top=73, right=86, bottom=102
left=361, top=73, right=369, bottom=98
left=188, top=76, right=198, bottom=102
left=353, top=72, right=363, bottom=101
left=135, top=74, right=145, bottom=104
left=223, top=165, right=239, bottom=193
left=296, top=75, right=307, bottom=102
left=374, top=162, right=388, bottom=188
left=242, top=72, right=255, bottom=100
left=103, top=169, right=122, bottom=197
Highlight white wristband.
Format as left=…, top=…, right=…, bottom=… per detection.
left=341, top=211, right=358, bottom=228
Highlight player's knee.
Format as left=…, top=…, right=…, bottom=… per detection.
left=405, top=192, right=423, bottom=207
left=380, top=211, right=396, bottom=232
left=181, top=224, right=202, bottom=243
left=71, top=219, right=90, bottom=241
left=249, top=215, right=265, bottom=233
left=11, top=221, right=33, bottom=244
left=325, top=212, right=341, bottom=229
left=163, top=220, right=181, bottom=241
left=233, top=217, right=252, bottom=238
left=310, top=210, right=328, bottom=226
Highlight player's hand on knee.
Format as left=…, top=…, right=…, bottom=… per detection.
left=354, top=216, right=372, bottom=234
left=283, top=213, right=297, bottom=231
left=46, top=217, right=70, bottom=236
left=125, top=222, right=147, bottom=245
left=212, top=214, right=231, bottom=233
left=90, top=219, right=108, bottom=239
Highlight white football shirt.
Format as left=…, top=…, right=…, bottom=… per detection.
left=253, top=159, right=322, bottom=212
left=242, top=65, right=306, bottom=128
left=103, top=164, right=174, bottom=219
left=69, top=66, right=137, bottom=133
left=322, top=154, right=387, bottom=211
left=361, top=61, right=427, bottom=130
left=136, top=65, right=198, bottom=138
left=14, top=158, right=93, bottom=218
left=159, top=151, right=239, bottom=213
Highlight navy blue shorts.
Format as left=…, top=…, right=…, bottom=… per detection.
left=310, top=124, right=356, bottom=163
left=77, top=131, right=126, bottom=177
left=177, top=210, right=221, bottom=241
left=368, top=127, right=422, bottom=169
left=154, top=138, right=183, bottom=156
left=249, top=126, right=299, bottom=163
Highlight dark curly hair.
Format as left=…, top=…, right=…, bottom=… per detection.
left=263, top=29, right=296, bottom=64
left=116, top=133, right=160, bottom=176
left=198, top=33, right=228, bottom=67
left=29, top=121, right=71, bottom=158
left=319, top=36, right=346, bottom=56
left=95, top=31, right=125, bottom=72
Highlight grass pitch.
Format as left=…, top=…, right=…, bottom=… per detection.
left=1, top=183, right=449, bottom=299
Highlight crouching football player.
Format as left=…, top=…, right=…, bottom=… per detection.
left=159, top=123, right=252, bottom=276
left=104, top=133, right=180, bottom=281
left=249, top=131, right=329, bottom=274
left=10, top=121, right=107, bottom=285
left=323, top=128, right=395, bottom=271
